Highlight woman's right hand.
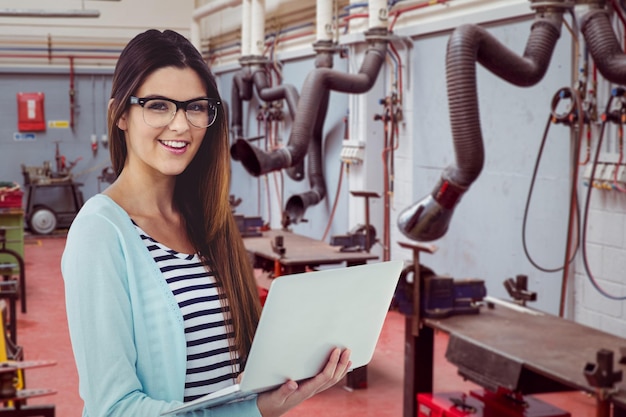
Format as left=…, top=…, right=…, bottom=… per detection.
left=256, top=347, right=352, bottom=417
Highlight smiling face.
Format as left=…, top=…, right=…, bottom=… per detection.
left=117, top=66, right=208, bottom=181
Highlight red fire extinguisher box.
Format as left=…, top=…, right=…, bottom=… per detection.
left=17, top=92, right=46, bottom=132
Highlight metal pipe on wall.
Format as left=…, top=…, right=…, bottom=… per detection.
left=241, top=0, right=252, bottom=56
left=229, top=0, right=254, bottom=144
left=316, top=0, right=334, bottom=42
left=369, top=0, right=389, bottom=29
left=251, top=0, right=266, bottom=57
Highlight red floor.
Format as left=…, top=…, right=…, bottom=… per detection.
left=15, top=236, right=597, bottom=417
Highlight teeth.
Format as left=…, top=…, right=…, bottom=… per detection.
left=161, top=140, right=187, bottom=149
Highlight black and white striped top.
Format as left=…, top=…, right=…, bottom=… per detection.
left=134, top=223, right=240, bottom=402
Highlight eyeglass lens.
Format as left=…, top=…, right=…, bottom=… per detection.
left=142, top=98, right=217, bottom=128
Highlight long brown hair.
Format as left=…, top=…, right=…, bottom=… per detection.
left=107, top=29, right=261, bottom=363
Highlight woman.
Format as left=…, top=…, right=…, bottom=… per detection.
left=62, top=29, right=351, bottom=417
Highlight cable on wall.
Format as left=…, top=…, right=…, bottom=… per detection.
left=322, top=162, right=346, bottom=242
left=611, top=121, right=626, bottom=192
left=581, top=88, right=626, bottom=300
left=521, top=87, right=582, bottom=275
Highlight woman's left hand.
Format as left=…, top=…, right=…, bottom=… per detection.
left=256, top=347, right=352, bottom=417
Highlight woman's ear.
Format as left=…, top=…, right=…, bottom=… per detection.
left=109, top=98, right=128, bottom=131
left=117, top=114, right=128, bottom=131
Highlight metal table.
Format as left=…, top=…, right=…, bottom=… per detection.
left=242, top=229, right=379, bottom=389
left=243, top=229, right=378, bottom=275
left=412, top=300, right=626, bottom=416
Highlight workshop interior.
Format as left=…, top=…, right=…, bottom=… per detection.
left=2, top=0, right=626, bottom=416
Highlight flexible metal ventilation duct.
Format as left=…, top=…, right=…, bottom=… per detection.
left=231, top=27, right=390, bottom=178
left=282, top=47, right=334, bottom=225
left=229, top=63, right=300, bottom=149
left=397, top=0, right=569, bottom=242
left=580, top=1, right=626, bottom=84
left=230, top=68, right=254, bottom=143
left=230, top=0, right=387, bottom=224
left=228, top=0, right=307, bottom=179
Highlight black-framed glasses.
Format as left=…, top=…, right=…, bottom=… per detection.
left=129, top=96, right=220, bottom=128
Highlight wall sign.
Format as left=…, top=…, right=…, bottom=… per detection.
left=17, top=92, right=46, bottom=132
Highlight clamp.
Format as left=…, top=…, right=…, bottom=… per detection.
left=503, top=274, right=537, bottom=306
left=584, top=348, right=623, bottom=417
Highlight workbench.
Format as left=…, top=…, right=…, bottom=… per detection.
left=24, top=180, right=83, bottom=233
left=242, top=229, right=379, bottom=389
left=410, top=299, right=626, bottom=416
left=0, top=208, right=24, bottom=266
left=0, top=209, right=26, bottom=314
left=243, top=229, right=378, bottom=275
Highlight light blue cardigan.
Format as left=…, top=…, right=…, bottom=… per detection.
left=62, top=194, right=262, bottom=417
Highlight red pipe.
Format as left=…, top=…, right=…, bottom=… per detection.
left=380, top=104, right=392, bottom=261
left=69, top=56, right=75, bottom=130
left=343, top=12, right=369, bottom=24
left=389, top=41, right=403, bottom=102
left=0, top=53, right=118, bottom=60
left=389, top=0, right=450, bottom=31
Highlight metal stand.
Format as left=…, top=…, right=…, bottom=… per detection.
left=350, top=191, right=380, bottom=253
left=398, top=240, right=438, bottom=417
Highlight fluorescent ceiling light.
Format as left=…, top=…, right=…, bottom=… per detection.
left=0, top=9, right=100, bottom=17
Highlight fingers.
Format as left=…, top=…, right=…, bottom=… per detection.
left=302, top=348, right=352, bottom=395
left=320, top=347, right=342, bottom=379
left=257, top=380, right=298, bottom=417
left=338, top=348, right=352, bottom=374
left=323, top=348, right=352, bottom=382
left=256, top=348, right=352, bottom=417
left=277, top=380, right=298, bottom=399
left=326, top=347, right=352, bottom=379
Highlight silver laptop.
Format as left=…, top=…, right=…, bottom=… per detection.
left=161, top=260, right=403, bottom=415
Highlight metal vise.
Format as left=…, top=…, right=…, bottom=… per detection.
left=234, top=214, right=264, bottom=237
left=421, top=276, right=487, bottom=319
left=330, top=224, right=377, bottom=252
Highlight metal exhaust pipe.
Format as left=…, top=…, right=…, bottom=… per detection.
left=398, top=0, right=569, bottom=242
left=231, top=139, right=292, bottom=176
